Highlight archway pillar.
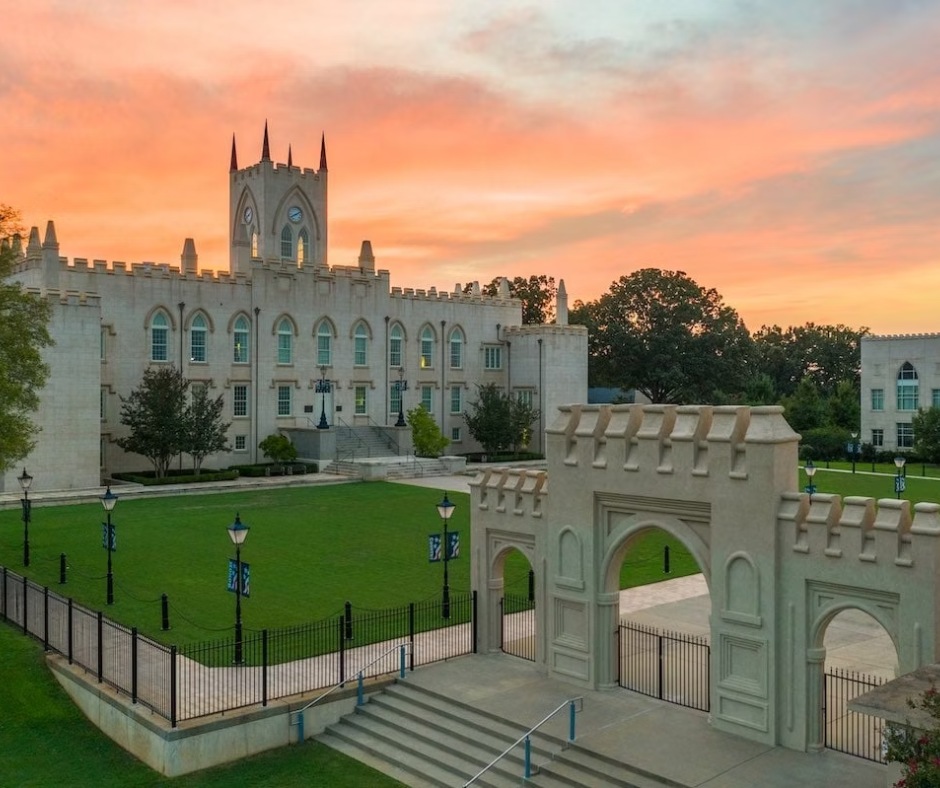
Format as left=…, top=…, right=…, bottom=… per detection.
left=596, top=590, right=620, bottom=690
left=805, top=647, right=826, bottom=752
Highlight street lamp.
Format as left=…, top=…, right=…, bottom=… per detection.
left=100, top=486, right=118, bottom=605
left=227, top=513, right=250, bottom=664
left=894, top=455, right=906, bottom=499
left=19, top=468, right=33, bottom=567
left=850, top=431, right=858, bottom=475
left=316, top=365, right=331, bottom=430
left=394, top=367, right=409, bottom=428
left=804, top=460, right=817, bottom=502
left=437, top=493, right=455, bottom=619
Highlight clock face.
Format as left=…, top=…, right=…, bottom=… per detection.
left=243, top=206, right=253, bottom=224
left=288, top=206, right=303, bottom=223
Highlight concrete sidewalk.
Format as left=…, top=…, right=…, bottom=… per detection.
left=408, top=653, right=886, bottom=788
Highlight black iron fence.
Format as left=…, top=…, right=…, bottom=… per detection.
left=617, top=621, right=710, bottom=712
left=824, top=668, right=886, bottom=763
left=500, top=593, right=535, bottom=661
left=0, top=564, right=476, bottom=727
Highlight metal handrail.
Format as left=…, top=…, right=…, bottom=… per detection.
left=366, top=416, right=400, bottom=453
left=462, top=696, right=583, bottom=786
left=290, top=641, right=411, bottom=743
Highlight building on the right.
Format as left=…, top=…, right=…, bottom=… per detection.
left=860, top=333, right=940, bottom=454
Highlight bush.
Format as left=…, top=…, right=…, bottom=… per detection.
left=259, top=433, right=298, bottom=464
left=111, top=469, right=240, bottom=486
left=884, top=685, right=940, bottom=787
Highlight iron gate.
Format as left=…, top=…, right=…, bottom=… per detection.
left=500, top=593, right=535, bottom=661
left=824, top=668, right=886, bottom=762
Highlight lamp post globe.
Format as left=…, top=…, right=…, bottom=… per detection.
left=227, top=513, right=250, bottom=664
left=100, top=486, right=119, bottom=605
left=19, top=468, right=33, bottom=567
left=894, top=455, right=906, bottom=499
left=437, top=493, right=455, bottom=619
left=805, top=460, right=817, bottom=502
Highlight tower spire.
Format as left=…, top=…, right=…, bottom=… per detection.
left=261, top=121, right=271, bottom=162
left=319, top=132, right=328, bottom=171
left=287, top=144, right=293, bottom=168
left=230, top=134, right=238, bottom=172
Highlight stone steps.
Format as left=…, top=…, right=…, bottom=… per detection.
left=317, top=680, right=687, bottom=788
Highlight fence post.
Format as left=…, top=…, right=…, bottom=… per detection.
left=161, top=594, right=170, bottom=630
left=262, top=629, right=268, bottom=707
left=399, top=644, right=406, bottom=678
left=524, top=735, right=532, bottom=779
left=569, top=700, right=576, bottom=742
left=528, top=569, right=534, bottom=602
left=338, top=616, right=345, bottom=685
left=472, top=590, right=478, bottom=654
left=97, top=611, right=103, bottom=683
left=67, top=598, right=73, bottom=664
left=131, top=627, right=138, bottom=704
left=657, top=631, right=664, bottom=701
left=170, top=645, right=178, bottom=728
left=43, top=586, right=49, bottom=651
left=408, top=603, right=415, bottom=672
left=59, top=553, right=67, bottom=584
left=1, top=566, right=6, bottom=620
left=344, top=600, right=353, bottom=640
left=663, top=545, right=670, bottom=574
left=22, top=575, right=28, bottom=634
left=357, top=671, right=364, bottom=706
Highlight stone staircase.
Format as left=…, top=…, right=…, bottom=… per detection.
left=334, top=424, right=398, bottom=459
left=317, top=681, right=686, bottom=788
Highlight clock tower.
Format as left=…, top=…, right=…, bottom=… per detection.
left=229, top=123, right=328, bottom=275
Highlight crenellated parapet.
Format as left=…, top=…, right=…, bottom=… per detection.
left=473, top=467, right=547, bottom=520
left=547, top=403, right=798, bottom=480
left=780, top=491, right=940, bottom=566
left=389, top=285, right=519, bottom=308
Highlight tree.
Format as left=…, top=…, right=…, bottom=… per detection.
left=570, top=269, right=754, bottom=404
left=743, top=373, right=778, bottom=406
left=463, top=383, right=540, bottom=456
left=828, top=379, right=861, bottom=431
left=117, top=366, right=188, bottom=478
left=0, top=205, right=53, bottom=472
left=406, top=405, right=449, bottom=457
left=913, top=407, right=940, bottom=464
left=184, top=386, right=230, bottom=475
left=259, top=433, right=298, bottom=465
left=782, top=377, right=826, bottom=434
left=467, top=275, right=557, bottom=324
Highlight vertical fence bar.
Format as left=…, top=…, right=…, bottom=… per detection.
left=97, top=611, right=103, bottom=683
left=409, top=603, right=415, bottom=672
left=524, top=735, right=531, bottom=779
left=170, top=645, right=178, bottom=728
left=344, top=601, right=353, bottom=640
left=22, top=576, right=28, bottom=634
left=472, top=590, right=478, bottom=654
left=399, top=644, right=406, bottom=678
left=1, top=566, right=6, bottom=619
left=657, top=629, right=664, bottom=701
left=67, top=598, right=73, bottom=664
left=569, top=700, right=576, bottom=741
left=262, top=629, right=268, bottom=707
left=357, top=672, right=364, bottom=706
left=338, top=616, right=345, bottom=685
left=43, top=587, right=49, bottom=650
left=131, top=627, right=138, bottom=704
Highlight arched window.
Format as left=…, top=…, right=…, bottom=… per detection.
left=233, top=316, right=250, bottom=363
left=354, top=324, right=368, bottom=366
left=277, top=319, right=293, bottom=365
left=449, top=328, right=464, bottom=369
left=280, top=225, right=292, bottom=258
left=298, top=228, right=309, bottom=265
left=897, top=362, right=919, bottom=411
left=317, top=322, right=332, bottom=367
left=190, top=315, right=207, bottom=363
left=251, top=231, right=259, bottom=258
left=420, top=326, right=434, bottom=368
left=389, top=324, right=403, bottom=367
left=151, top=312, right=169, bottom=361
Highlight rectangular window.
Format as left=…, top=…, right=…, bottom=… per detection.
left=354, top=336, right=367, bottom=366
left=932, top=389, right=940, bottom=408
left=389, top=338, right=402, bottom=367
left=897, top=422, right=914, bottom=449
left=450, top=339, right=462, bottom=369
left=234, top=333, right=249, bottom=363
left=390, top=385, right=401, bottom=415
left=355, top=386, right=367, bottom=415
left=450, top=386, right=462, bottom=414
left=152, top=328, right=168, bottom=362
left=451, top=427, right=461, bottom=442
left=421, top=338, right=433, bottom=368
left=234, top=435, right=247, bottom=451
left=897, top=383, right=919, bottom=411
left=278, top=334, right=292, bottom=365
left=484, top=345, right=502, bottom=370
left=516, top=389, right=534, bottom=409
left=872, top=428, right=884, bottom=447
left=277, top=385, right=292, bottom=417
left=317, top=335, right=331, bottom=367
left=233, top=385, right=248, bottom=417
left=871, top=388, right=884, bottom=411
left=421, top=385, right=433, bottom=412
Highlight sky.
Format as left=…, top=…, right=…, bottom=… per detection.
left=3, top=1, right=940, bottom=335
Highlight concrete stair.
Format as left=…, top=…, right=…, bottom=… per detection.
left=335, top=425, right=398, bottom=459
left=317, top=681, right=687, bottom=788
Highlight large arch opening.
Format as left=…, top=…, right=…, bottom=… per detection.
left=602, top=519, right=711, bottom=709
left=494, top=546, right=536, bottom=661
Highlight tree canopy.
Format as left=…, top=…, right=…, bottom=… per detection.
left=185, top=384, right=230, bottom=474
left=912, top=407, right=940, bottom=464
left=468, top=275, right=557, bottom=324
left=0, top=206, right=53, bottom=473
left=463, top=383, right=540, bottom=456
left=570, top=269, right=753, bottom=404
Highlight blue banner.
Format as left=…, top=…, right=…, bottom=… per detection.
left=447, top=531, right=460, bottom=560
left=101, top=523, right=116, bottom=552
left=428, top=533, right=442, bottom=563
left=227, top=560, right=251, bottom=597
left=429, top=532, right=459, bottom=562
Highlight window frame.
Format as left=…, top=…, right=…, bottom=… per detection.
left=354, top=324, right=368, bottom=367
left=389, top=324, right=403, bottom=368
left=280, top=225, right=292, bottom=259
left=233, top=316, right=250, bottom=364
left=449, top=328, right=464, bottom=369
left=484, top=345, right=502, bottom=370
left=190, top=314, right=207, bottom=363
left=897, top=422, right=914, bottom=449
left=897, top=362, right=919, bottom=411
left=233, top=384, right=248, bottom=417
left=277, top=318, right=293, bottom=365
left=277, top=385, right=293, bottom=417
left=871, top=388, right=884, bottom=411
left=354, top=385, right=367, bottom=415
left=151, top=312, right=169, bottom=362
left=317, top=322, right=332, bottom=367
left=420, top=326, right=434, bottom=369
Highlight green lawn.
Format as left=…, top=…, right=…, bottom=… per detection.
left=0, top=619, right=406, bottom=788
left=799, top=465, right=940, bottom=504
left=0, top=482, right=702, bottom=646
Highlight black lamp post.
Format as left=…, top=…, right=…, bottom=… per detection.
left=894, top=455, right=906, bottom=499
left=19, top=467, right=32, bottom=567
left=228, top=513, right=250, bottom=664
left=316, top=365, right=331, bottom=430
left=805, top=460, right=817, bottom=502
left=437, top=493, right=455, bottom=619
left=100, top=486, right=118, bottom=605
left=850, top=431, right=858, bottom=474
left=395, top=367, right=408, bottom=428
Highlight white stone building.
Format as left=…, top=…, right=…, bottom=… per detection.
left=3, top=126, right=587, bottom=492
left=860, top=333, right=940, bottom=454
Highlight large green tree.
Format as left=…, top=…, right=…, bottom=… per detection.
left=463, top=383, right=540, bottom=455
left=0, top=206, right=53, bottom=472
left=570, top=269, right=753, bottom=404
left=117, top=366, right=189, bottom=478
left=467, top=275, right=557, bottom=324
left=912, top=407, right=940, bottom=464
left=184, top=385, right=230, bottom=475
